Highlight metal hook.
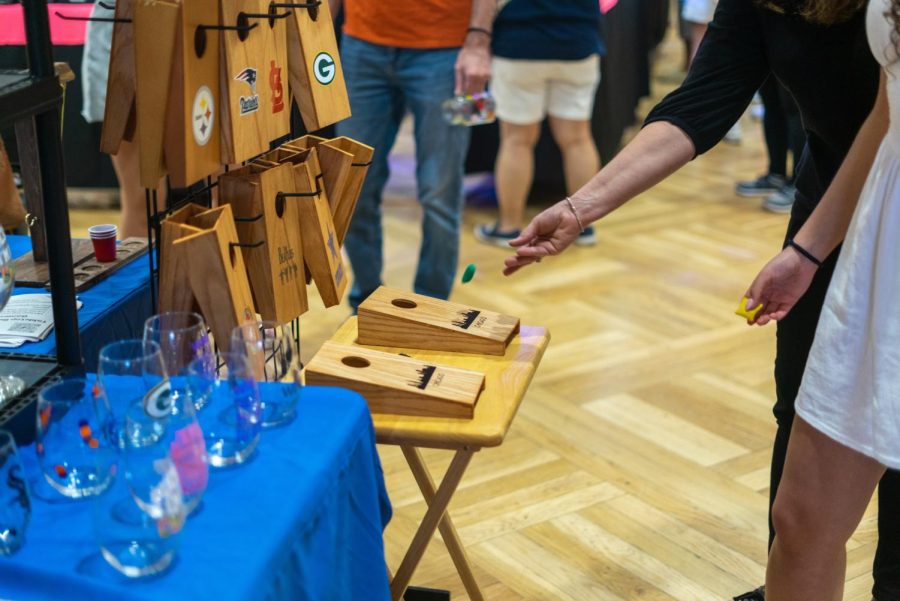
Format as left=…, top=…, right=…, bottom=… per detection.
left=195, top=16, right=258, bottom=57
left=229, top=240, right=266, bottom=249
left=234, top=214, right=264, bottom=223
left=351, top=160, right=373, bottom=167
left=269, top=1, right=320, bottom=21
left=54, top=11, right=131, bottom=23
left=97, top=1, right=116, bottom=9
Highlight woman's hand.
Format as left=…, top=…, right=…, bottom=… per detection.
left=744, top=247, right=819, bottom=325
left=503, top=201, right=583, bottom=276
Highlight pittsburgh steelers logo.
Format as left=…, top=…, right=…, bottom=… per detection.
left=313, top=52, right=336, bottom=85
left=192, top=85, right=215, bottom=146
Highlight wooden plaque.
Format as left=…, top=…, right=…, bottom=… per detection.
left=293, top=149, right=347, bottom=307
left=282, top=135, right=352, bottom=214
left=259, top=2, right=291, bottom=144
left=159, top=202, right=206, bottom=313
left=164, top=0, right=222, bottom=187
left=173, top=204, right=256, bottom=353
left=305, top=342, right=485, bottom=419
left=323, top=137, right=373, bottom=244
left=134, top=0, right=179, bottom=188
left=357, top=287, right=521, bottom=356
left=286, top=0, right=350, bottom=131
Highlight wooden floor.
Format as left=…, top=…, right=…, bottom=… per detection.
left=69, top=29, right=878, bottom=601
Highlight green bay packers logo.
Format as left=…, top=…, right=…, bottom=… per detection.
left=143, top=379, right=174, bottom=419
left=313, top=52, right=336, bottom=85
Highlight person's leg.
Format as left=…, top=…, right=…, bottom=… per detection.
left=778, top=82, right=805, bottom=182
left=687, top=22, right=707, bottom=65
left=110, top=137, right=164, bottom=238
left=495, top=120, right=541, bottom=232
left=874, top=471, right=900, bottom=600
left=759, top=75, right=788, bottom=179
left=336, top=35, right=405, bottom=310
left=547, top=117, right=600, bottom=197
left=399, top=47, right=470, bottom=300
left=766, top=417, right=884, bottom=601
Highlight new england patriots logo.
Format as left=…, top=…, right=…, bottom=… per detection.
left=234, top=68, right=258, bottom=94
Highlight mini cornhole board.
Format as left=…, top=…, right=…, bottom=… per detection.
left=258, top=0, right=291, bottom=144
left=285, top=0, right=350, bottom=131
left=291, top=148, right=347, bottom=307
left=100, top=0, right=136, bottom=155
left=305, top=342, right=485, bottom=419
left=324, top=137, right=373, bottom=244
left=159, top=203, right=207, bottom=313
left=219, top=0, right=288, bottom=164
left=164, top=0, right=222, bottom=187
left=134, top=0, right=179, bottom=188
left=172, top=204, right=256, bottom=353
left=282, top=135, right=352, bottom=214
left=219, top=162, right=308, bottom=322
left=358, top=287, right=521, bottom=356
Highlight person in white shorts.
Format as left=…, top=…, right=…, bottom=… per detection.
left=474, top=0, right=603, bottom=247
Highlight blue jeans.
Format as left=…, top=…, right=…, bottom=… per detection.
left=336, top=35, right=471, bottom=310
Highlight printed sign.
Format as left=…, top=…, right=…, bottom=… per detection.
left=234, top=68, right=260, bottom=115
left=313, top=52, right=335, bottom=85
left=269, top=60, right=285, bottom=113
left=192, top=85, right=215, bottom=146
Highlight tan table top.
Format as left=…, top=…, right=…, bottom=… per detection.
left=324, top=317, right=550, bottom=450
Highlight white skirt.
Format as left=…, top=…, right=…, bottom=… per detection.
left=796, top=137, right=900, bottom=469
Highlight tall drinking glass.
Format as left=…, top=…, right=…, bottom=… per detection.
left=36, top=378, right=115, bottom=498
left=92, top=406, right=185, bottom=577
left=0, top=430, right=29, bottom=555
left=143, top=312, right=215, bottom=411
left=187, top=353, right=262, bottom=467
left=230, top=321, right=302, bottom=428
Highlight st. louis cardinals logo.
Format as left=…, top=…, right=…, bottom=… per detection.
left=269, top=60, right=284, bottom=114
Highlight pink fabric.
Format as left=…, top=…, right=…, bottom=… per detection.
left=0, top=4, right=92, bottom=47
left=600, top=0, right=618, bottom=14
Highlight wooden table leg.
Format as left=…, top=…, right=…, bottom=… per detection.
left=402, top=446, right=485, bottom=601
left=390, top=446, right=475, bottom=601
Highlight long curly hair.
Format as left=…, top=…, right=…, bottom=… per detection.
left=757, top=0, right=865, bottom=23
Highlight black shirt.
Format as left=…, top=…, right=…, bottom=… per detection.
left=645, top=0, right=879, bottom=208
left=492, top=0, right=605, bottom=61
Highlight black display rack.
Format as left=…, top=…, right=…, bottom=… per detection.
left=0, top=0, right=83, bottom=442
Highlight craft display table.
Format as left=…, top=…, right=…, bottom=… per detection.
left=0, top=383, right=392, bottom=601
left=325, top=317, right=550, bottom=601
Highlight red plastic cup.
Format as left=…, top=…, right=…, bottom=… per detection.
left=89, top=224, right=117, bottom=262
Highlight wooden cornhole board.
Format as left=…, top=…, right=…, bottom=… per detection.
left=282, top=135, right=353, bottom=213
left=358, top=287, right=521, bottom=356
left=172, top=204, right=256, bottom=353
left=305, top=342, right=485, bottom=419
left=158, top=203, right=206, bottom=313
left=100, top=0, right=136, bottom=155
left=325, top=137, right=373, bottom=244
left=285, top=0, right=350, bottom=131
left=218, top=162, right=308, bottom=322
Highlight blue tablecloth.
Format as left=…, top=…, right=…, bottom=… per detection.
left=0, top=384, right=392, bottom=601
left=3, top=235, right=153, bottom=370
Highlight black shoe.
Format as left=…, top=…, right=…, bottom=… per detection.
left=474, top=223, right=521, bottom=248
left=733, top=586, right=764, bottom=601
left=735, top=174, right=786, bottom=197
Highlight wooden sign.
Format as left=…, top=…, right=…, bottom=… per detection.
left=159, top=202, right=206, bottom=313
left=305, top=342, right=485, bottom=419
left=323, top=137, right=373, bottom=244
left=292, top=148, right=347, bottom=307
left=219, top=163, right=308, bottom=321
left=172, top=204, right=256, bottom=353
left=100, top=0, right=137, bottom=155
left=134, top=0, right=179, bottom=188
left=357, top=287, right=521, bottom=356
left=282, top=135, right=352, bottom=213
left=164, top=0, right=222, bottom=188
left=259, top=2, right=291, bottom=144
left=286, top=0, right=350, bottom=131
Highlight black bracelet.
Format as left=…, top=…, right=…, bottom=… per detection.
left=466, top=26, right=492, bottom=38
left=788, top=239, right=823, bottom=268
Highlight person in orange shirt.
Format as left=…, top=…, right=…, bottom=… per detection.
left=330, top=0, right=494, bottom=310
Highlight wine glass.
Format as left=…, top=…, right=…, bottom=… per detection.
left=230, top=320, right=302, bottom=428
left=0, top=430, right=30, bottom=555
left=186, top=353, right=262, bottom=468
left=35, top=378, right=115, bottom=498
left=92, top=407, right=186, bottom=577
left=143, top=312, right=215, bottom=411
left=97, top=340, right=207, bottom=515
left=0, top=229, right=24, bottom=402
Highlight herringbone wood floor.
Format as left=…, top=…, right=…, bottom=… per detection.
left=70, top=28, right=879, bottom=601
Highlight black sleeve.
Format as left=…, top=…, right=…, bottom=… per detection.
left=644, top=0, right=769, bottom=156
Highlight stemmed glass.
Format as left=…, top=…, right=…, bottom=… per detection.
left=0, top=430, right=29, bottom=555
left=230, top=321, right=302, bottom=428
left=187, top=353, right=262, bottom=467
left=35, top=378, right=115, bottom=498
left=97, top=339, right=207, bottom=515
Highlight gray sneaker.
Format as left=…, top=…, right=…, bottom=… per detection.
left=736, top=174, right=786, bottom=197
left=762, top=185, right=796, bottom=214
